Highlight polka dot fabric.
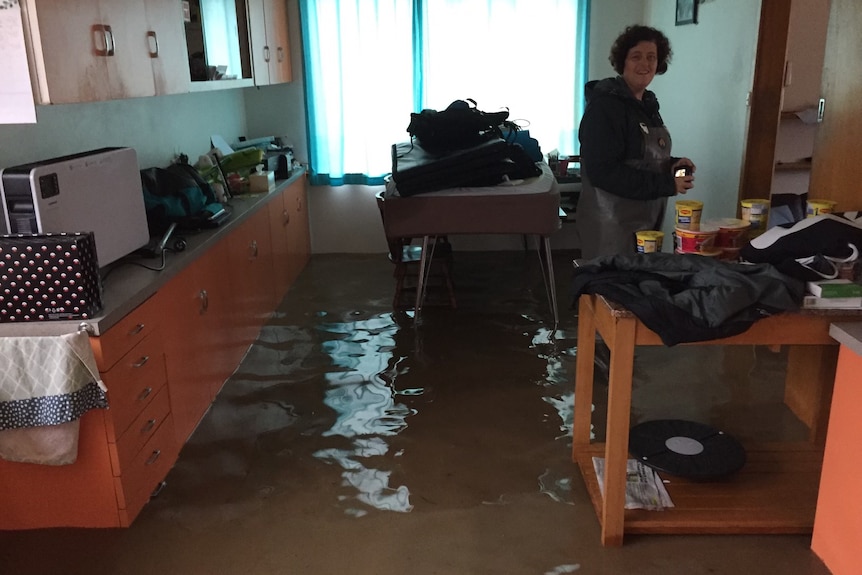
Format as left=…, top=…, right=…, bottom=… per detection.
left=0, top=232, right=102, bottom=322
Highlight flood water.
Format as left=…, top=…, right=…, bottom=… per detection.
left=0, top=251, right=831, bottom=575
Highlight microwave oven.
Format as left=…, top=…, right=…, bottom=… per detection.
left=0, top=147, right=150, bottom=267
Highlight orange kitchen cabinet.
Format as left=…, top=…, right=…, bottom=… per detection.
left=228, top=206, right=275, bottom=351
left=284, top=176, right=310, bottom=286
left=0, top=296, right=179, bottom=528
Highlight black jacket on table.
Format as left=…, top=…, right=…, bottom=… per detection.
left=571, top=253, right=805, bottom=346
left=578, top=76, right=677, bottom=201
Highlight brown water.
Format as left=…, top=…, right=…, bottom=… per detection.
left=0, top=251, right=831, bottom=575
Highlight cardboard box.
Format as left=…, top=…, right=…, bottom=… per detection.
left=0, top=232, right=103, bottom=322
left=248, top=170, right=275, bottom=193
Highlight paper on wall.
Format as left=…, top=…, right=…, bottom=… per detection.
left=0, top=1, right=37, bottom=124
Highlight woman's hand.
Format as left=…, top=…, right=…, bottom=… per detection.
left=672, top=158, right=696, bottom=195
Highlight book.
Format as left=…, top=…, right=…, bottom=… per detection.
left=802, top=295, right=862, bottom=309
left=806, top=279, right=862, bottom=298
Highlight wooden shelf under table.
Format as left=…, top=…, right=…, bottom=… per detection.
left=575, top=442, right=824, bottom=536
left=573, top=290, right=862, bottom=546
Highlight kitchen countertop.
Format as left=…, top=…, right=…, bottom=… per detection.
left=0, top=169, right=306, bottom=338
left=829, top=322, right=862, bottom=357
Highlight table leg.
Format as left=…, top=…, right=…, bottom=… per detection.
left=573, top=296, right=596, bottom=450
left=601, top=314, right=637, bottom=547
left=414, top=235, right=431, bottom=315
left=784, top=344, right=839, bottom=444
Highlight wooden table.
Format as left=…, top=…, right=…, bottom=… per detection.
left=573, top=291, right=862, bottom=546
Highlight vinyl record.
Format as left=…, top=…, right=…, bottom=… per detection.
left=628, top=419, right=746, bottom=479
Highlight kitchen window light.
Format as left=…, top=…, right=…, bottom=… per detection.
left=299, top=0, right=589, bottom=186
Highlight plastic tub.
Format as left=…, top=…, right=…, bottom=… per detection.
left=674, top=223, right=719, bottom=253
left=636, top=230, right=664, bottom=253
left=740, top=199, right=770, bottom=237
left=675, top=200, right=703, bottom=230
left=705, top=218, right=751, bottom=248
left=806, top=199, right=838, bottom=218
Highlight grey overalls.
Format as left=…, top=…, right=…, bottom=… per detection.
left=576, top=123, right=672, bottom=260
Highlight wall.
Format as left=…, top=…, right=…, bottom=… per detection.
left=0, top=1, right=765, bottom=256
left=0, top=91, right=248, bottom=172
left=643, top=0, right=762, bottom=238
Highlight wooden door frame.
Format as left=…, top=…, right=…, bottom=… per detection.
left=738, top=0, right=792, bottom=206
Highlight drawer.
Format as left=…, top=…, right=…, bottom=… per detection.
left=91, top=295, right=162, bottom=372
left=114, top=414, right=179, bottom=524
left=110, top=385, right=171, bottom=475
left=102, top=333, right=167, bottom=440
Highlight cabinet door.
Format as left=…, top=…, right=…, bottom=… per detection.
left=810, top=0, right=862, bottom=211
left=158, top=255, right=217, bottom=443
left=228, top=207, right=276, bottom=351
left=98, top=0, right=157, bottom=98
left=247, top=0, right=291, bottom=86
left=268, top=187, right=291, bottom=303
left=24, top=0, right=114, bottom=103
left=285, top=177, right=310, bottom=285
left=143, top=0, right=191, bottom=95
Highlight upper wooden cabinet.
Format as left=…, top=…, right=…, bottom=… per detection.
left=247, top=0, right=292, bottom=86
left=20, top=0, right=190, bottom=104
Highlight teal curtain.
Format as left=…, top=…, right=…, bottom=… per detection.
left=300, top=0, right=589, bottom=186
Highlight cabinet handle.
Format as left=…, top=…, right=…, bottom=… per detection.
left=128, top=323, right=145, bottom=336
left=132, top=356, right=150, bottom=369
left=296, top=196, right=302, bottom=211
left=147, top=31, right=159, bottom=58
left=92, top=24, right=110, bottom=56
left=140, top=419, right=157, bottom=435
left=137, top=387, right=153, bottom=401
left=199, top=289, right=209, bottom=314
left=283, top=209, right=290, bottom=226
left=145, top=449, right=162, bottom=466
left=249, top=240, right=259, bottom=258
left=277, top=46, right=285, bottom=62
left=105, top=25, right=115, bottom=57
left=264, top=46, right=271, bottom=63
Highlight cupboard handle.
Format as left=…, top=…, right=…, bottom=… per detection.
left=199, top=289, right=209, bottom=313
left=128, top=323, right=145, bottom=336
left=277, top=46, right=285, bottom=62
left=132, top=356, right=150, bottom=368
left=249, top=240, right=259, bottom=258
left=140, top=419, right=156, bottom=434
left=145, top=450, right=162, bottom=465
left=137, top=387, right=153, bottom=401
left=93, top=24, right=110, bottom=56
left=283, top=209, right=290, bottom=226
left=296, top=196, right=302, bottom=211
left=147, top=31, right=159, bottom=58
left=104, top=25, right=115, bottom=57
left=264, top=46, right=271, bottom=63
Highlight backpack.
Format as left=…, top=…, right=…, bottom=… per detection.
left=140, top=163, right=228, bottom=233
left=407, top=99, right=512, bottom=154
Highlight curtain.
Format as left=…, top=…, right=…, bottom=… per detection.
left=300, top=0, right=589, bottom=186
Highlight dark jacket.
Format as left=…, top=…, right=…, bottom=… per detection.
left=571, top=253, right=805, bottom=346
left=578, top=76, right=677, bottom=201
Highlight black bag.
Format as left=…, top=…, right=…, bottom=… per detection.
left=140, top=163, right=229, bottom=233
left=407, top=99, right=512, bottom=154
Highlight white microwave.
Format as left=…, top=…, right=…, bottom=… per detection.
left=0, top=147, right=150, bottom=267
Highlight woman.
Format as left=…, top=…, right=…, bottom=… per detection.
left=575, top=25, right=695, bottom=259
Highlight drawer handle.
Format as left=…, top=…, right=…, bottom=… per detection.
left=132, top=356, right=150, bottom=368
left=199, top=289, right=209, bottom=314
left=145, top=449, right=162, bottom=466
left=140, top=418, right=157, bottom=434
left=128, top=323, right=145, bottom=336
left=137, top=387, right=153, bottom=402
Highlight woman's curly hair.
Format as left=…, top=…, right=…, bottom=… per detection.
left=609, top=25, right=673, bottom=75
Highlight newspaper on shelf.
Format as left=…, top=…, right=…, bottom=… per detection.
left=592, top=457, right=674, bottom=511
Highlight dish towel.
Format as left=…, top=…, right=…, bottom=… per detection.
left=0, top=330, right=107, bottom=465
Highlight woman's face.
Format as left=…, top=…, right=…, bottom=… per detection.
left=622, top=41, right=658, bottom=96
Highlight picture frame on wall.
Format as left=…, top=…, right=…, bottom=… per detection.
left=676, top=0, right=698, bottom=26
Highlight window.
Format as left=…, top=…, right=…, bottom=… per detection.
left=300, top=0, right=589, bottom=186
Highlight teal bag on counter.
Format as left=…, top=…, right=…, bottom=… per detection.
left=140, top=163, right=228, bottom=233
